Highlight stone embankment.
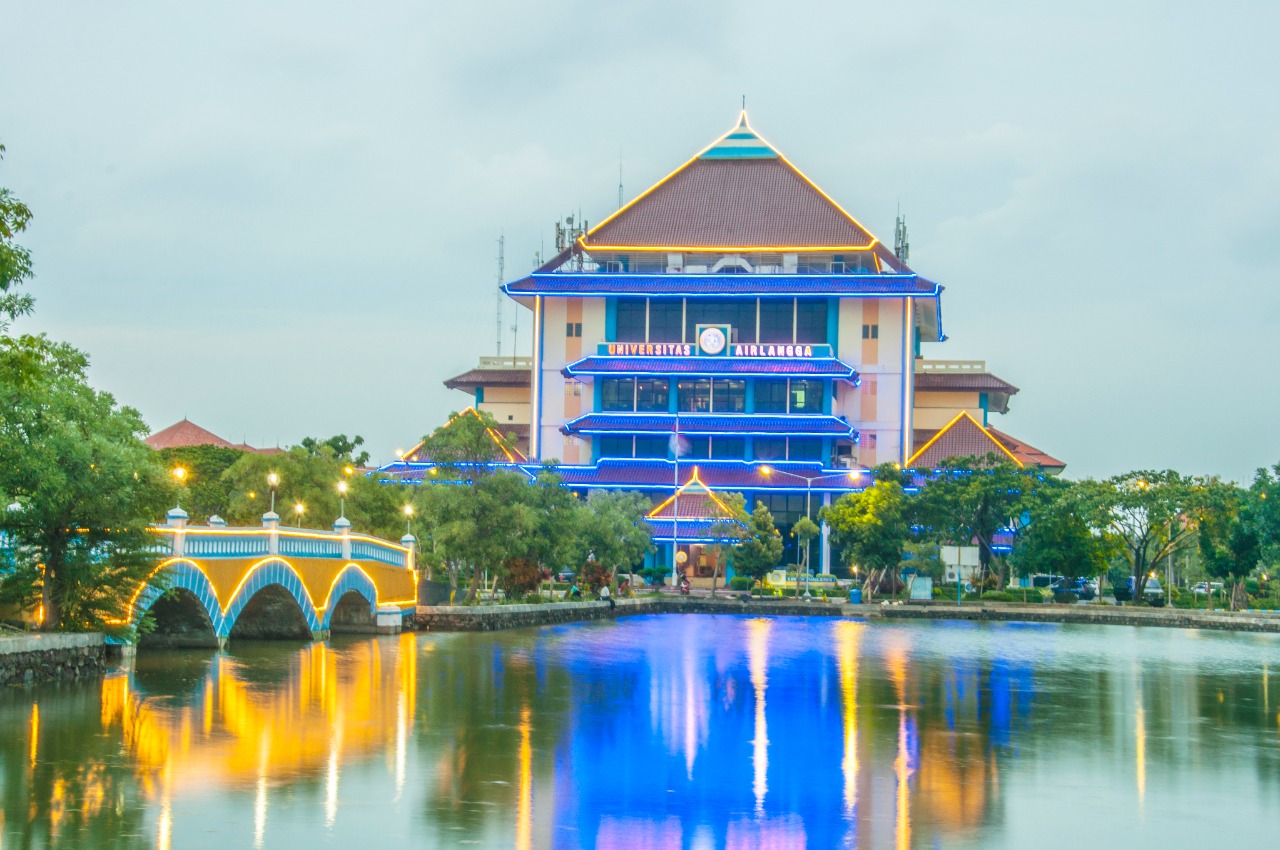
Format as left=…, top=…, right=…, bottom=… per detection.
left=867, top=602, right=1280, bottom=634
left=0, top=632, right=107, bottom=686
left=415, top=595, right=844, bottom=631
left=417, top=595, right=1280, bottom=635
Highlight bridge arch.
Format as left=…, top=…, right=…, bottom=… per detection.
left=132, top=559, right=226, bottom=637
left=319, top=565, right=380, bottom=631
left=221, top=558, right=323, bottom=638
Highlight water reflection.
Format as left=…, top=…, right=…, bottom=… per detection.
left=1, top=618, right=1278, bottom=848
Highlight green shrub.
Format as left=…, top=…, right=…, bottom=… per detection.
left=980, top=591, right=1016, bottom=602
left=729, top=576, right=755, bottom=591
left=1145, top=595, right=1166, bottom=608
left=1052, top=591, right=1080, bottom=604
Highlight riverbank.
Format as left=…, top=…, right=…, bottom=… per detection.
left=415, top=594, right=1280, bottom=635
left=0, top=632, right=107, bottom=686
left=868, top=602, right=1280, bottom=633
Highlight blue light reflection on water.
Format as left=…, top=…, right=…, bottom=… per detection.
left=2, top=614, right=1279, bottom=849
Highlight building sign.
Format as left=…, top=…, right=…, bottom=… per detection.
left=696, top=324, right=729, bottom=356
left=600, top=341, right=833, bottom=358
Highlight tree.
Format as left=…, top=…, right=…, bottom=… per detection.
left=156, top=444, right=247, bottom=522
left=822, top=479, right=909, bottom=598
left=1011, top=490, right=1114, bottom=586
left=703, top=492, right=750, bottom=596
left=0, top=340, right=173, bottom=632
left=0, top=144, right=34, bottom=333
left=1198, top=482, right=1260, bottom=611
left=1078, top=470, right=1200, bottom=599
left=299, top=434, right=370, bottom=467
left=573, top=490, right=655, bottom=584
left=792, top=516, right=820, bottom=574
left=910, top=458, right=1049, bottom=588
left=731, top=501, right=784, bottom=583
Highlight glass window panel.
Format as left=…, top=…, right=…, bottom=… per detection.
left=754, top=379, right=788, bottom=414
left=711, top=379, right=746, bottom=413
left=754, top=438, right=786, bottom=461
left=598, top=436, right=633, bottom=458
left=788, top=438, right=823, bottom=462
left=601, top=378, right=635, bottom=411
left=648, top=299, right=683, bottom=342
left=685, top=437, right=710, bottom=460
left=758, top=299, right=793, bottom=343
left=685, top=298, right=755, bottom=343
left=677, top=379, right=711, bottom=413
left=634, top=436, right=669, bottom=458
left=711, top=437, right=745, bottom=460
left=615, top=298, right=646, bottom=342
left=635, top=378, right=670, bottom=412
left=795, top=299, right=828, bottom=344
left=790, top=379, right=823, bottom=414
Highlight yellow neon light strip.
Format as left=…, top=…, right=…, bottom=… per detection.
left=904, top=410, right=1024, bottom=469
left=580, top=111, right=880, bottom=252
left=149, top=527, right=410, bottom=553
left=645, top=467, right=735, bottom=519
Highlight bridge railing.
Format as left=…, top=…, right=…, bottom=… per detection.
left=152, top=507, right=414, bottom=570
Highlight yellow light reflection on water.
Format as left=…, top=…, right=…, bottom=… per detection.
left=515, top=704, right=533, bottom=850
left=885, top=641, right=912, bottom=850
left=835, top=621, right=862, bottom=816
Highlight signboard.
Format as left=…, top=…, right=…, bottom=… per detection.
left=600, top=339, right=834, bottom=358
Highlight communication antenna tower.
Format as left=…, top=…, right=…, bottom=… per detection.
left=894, top=206, right=910, bottom=265
left=496, top=233, right=505, bottom=356
left=618, top=157, right=624, bottom=210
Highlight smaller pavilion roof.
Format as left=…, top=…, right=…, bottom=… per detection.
left=914, top=370, right=1019, bottom=415
left=643, top=469, right=746, bottom=542
left=907, top=412, right=1025, bottom=469
left=401, top=408, right=528, bottom=464
left=444, top=368, right=531, bottom=394
left=146, top=419, right=278, bottom=453
left=987, top=428, right=1066, bottom=471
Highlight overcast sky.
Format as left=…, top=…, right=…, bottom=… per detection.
left=4, top=0, right=1278, bottom=481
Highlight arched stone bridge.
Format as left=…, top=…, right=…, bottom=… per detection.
left=120, top=509, right=418, bottom=648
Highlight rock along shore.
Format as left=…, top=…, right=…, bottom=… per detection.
left=0, top=632, right=107, bottom=686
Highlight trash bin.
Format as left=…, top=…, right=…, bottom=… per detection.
left=848, top=588, right=862, bottom=605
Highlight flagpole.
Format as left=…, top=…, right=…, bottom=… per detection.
left=672, top=414, right=679, bottom=589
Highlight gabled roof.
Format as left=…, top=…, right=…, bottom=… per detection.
left=987, top=428, right=1066, bottom=471
left=646, top=469, right=740, bottom=521
left=146, top=419, right=236, bottom=450
left=907, top=411, right=1024, bottom=469
left=402, top=407, right=527, bottom=464
left=580, top=112, right=880, bottom=252
left=443, top=368, right=531, bottom=393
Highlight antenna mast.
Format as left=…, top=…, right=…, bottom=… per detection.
left=496, top=233, right=505, bottom=356
left=894, top=207, right=910, bottom=265
left=618, top=158, right=623, bottom=210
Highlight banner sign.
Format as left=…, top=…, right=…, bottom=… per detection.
left=599, top=341, right=834, bottom=358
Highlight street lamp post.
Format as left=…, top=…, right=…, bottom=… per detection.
left=294, top=502, right=305, bottom=527
left=403, top=503, right=413, bottom=536
left=337, top=480, right=348, bottom=519
left=267, top=472, right=280, bottom=514
left=759, top=465, right=863, bottom=599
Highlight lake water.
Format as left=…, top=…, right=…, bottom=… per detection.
left=2, top=614, right=1278, bottom=848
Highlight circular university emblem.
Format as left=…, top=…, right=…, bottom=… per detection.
left=698, top=326, right=727, bottom=355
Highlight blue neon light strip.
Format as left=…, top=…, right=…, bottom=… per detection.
left=503, top=272, right=940, bottom=298
left=563, top=355, right=858, bottom=381
left=562, top=412, right=856, bottom=438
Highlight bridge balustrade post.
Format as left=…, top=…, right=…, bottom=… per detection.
left=166, top=506, right=189, bottom=557
left=401, top=533, right=416, bottom=573
left=262, top=511, right=280, bottom=555
left=334, top=516, right=352, bottom=559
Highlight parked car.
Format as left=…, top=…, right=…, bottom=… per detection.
left=1049, top=578, right=1095, bottom=601
left=555, top=570, right=575, bottom=583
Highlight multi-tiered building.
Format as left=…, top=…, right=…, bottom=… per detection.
left=385, top=113, right=1061, bottom=579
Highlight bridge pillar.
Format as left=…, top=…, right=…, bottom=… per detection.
left=166, top=506, right=189, bottom=556
left=310, top=629, right=330, bottom=642
left=376, top=605, right=404, bottom=635
left=262, top=511, right=280, bottom=555
left=401, top=533, right=416, bottom=574
left=334, top=516, right=352, bottom=559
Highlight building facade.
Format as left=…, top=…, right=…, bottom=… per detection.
left=384, top=113, right=1060, bottom=578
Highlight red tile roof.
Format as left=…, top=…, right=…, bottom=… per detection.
left=908, top=412, right=1024, bottom=469
left=914, top=372, right=1019, bottom=395
left=988, top=428, right=1067, bottom=471
left=444, top=368, right=531, bottom=392
left=146, top=419, right=236, bottom=450
left=582, top=116, right=877, bottom=251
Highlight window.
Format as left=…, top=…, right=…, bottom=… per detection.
left=758, top=299, right=793, bottom=343
left=758, top=493, right=806, bottom=526
left=601, top=378, right=635, bottom=411
left=635, top=378, right=670, bottom=412
left=754, top=437, right=786, bottom=461
left=711, top=437, right=745, bottom=460
left=712, top=379, right=745, bottom=413
left=565, top=322, right=582, bottom=338
left=635, top=436, right=669, bottom=458
left=615, top=298, right=646, bottom=342
left=598, top=436, right=632, bottom=458
left=677, top=379, right=711, bottom=413
left=649, top=299, right=683, bottom=342
left=685, top=437, right=710, bottom=459
left=754, top=379, right=788, bottom=414
left=794, top=299, right=828, bottom=344
left=788, top=439, right=823, bottom=462
left=861, top=324, right=879, bottom=340
left=790, top=379, right=824, bottom=414
left=685, top=298, right=756, bottom=343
